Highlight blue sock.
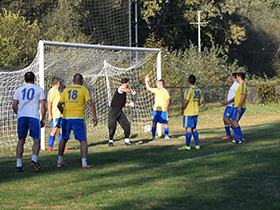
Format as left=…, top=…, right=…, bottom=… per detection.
left=236, top=126, right=243, bottom=140
left=185, top=132, right=192, bottom=147
left=152, top=126, right=156, bottom=138
left=164, top=127, right=169, bottom=136
left=59, top=133, right=62, bottom=143
left=49, top=135, right=55, bottom=148
left=225, top=125, right=231, bottom=137
left=193, top=130, right=199, bottom=146
left=232, top=127, right=240, bottom=140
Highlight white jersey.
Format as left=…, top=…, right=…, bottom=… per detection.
left=227, top=81, right=239, bottom=107
left=13, top=84, right=45, bottom=119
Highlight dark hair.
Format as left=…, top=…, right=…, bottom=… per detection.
left=237, top=72, right=245, bottom=80
left=232, top=72, right=238, bottom=78
left=73, top=73, right=83, bottom=83
left=24, top=72, right=35, bottom=82
left=52, top=77, right=59, bottom=85
left=188, top=75, right=196, bottom=84
left=121, top=78, right=129, bottom=84
left=158, top=79, right=165, bottom=86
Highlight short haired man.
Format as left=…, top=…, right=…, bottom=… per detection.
left=12, top=72, right=46, bottom=172
left=108, top=78, right=136, bottom=146
left=57, top=73, right=97, bottom=168
left=179, top=75, right=203, bottom=150
left=47, top=77, right=70, bottom=152
left=145, top=75, right=170, bottom=139
left=231, top=72, right=247, bottom=144
left=221, top=73, right=239, bottom=139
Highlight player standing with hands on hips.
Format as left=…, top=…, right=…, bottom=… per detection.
left=57, top=73, right=97, bottom=168
left=179, top=75, right=203, bottom=150
left=145, top=75, right=170, bottom=140
left=12, top=72, right=46, bottom=172
left=108, top=78, right=136, bottom=146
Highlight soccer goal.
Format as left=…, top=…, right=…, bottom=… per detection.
left=0, top=40, right=161, bottom=151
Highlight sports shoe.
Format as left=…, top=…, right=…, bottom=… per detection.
left=82, top=164, right=93, bottom=168
left=164, top=135, right=171, bottom=139
left=30, top=160, right=41, bottom=172
left=152, top=136, right=155, bottom=140
left=16, top=166, right=24, bottom=172
left=238, top=139, right=245, bottom=144
left=195, top=145, right=200, bottom=150
left=178, top=146, right=191, bottom=151
left=222, top=136, right=232, bottom=140
left=57, top=162, right=64, bottom=168
left=108, top=142, right=114, bottom=147
left=47, top=146, right=53, bottom=152
left=125, top=141, right=135, bottom=146
left=64, top=148, right=71, bottom=152
left=231, top=139, right=238, bottom=144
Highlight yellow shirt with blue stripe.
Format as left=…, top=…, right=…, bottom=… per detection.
left=59, top=84, right=91, bottom=119
left=47, top=87, right=62, bottom=119
left=183, top=86, right=203, bottom=116
left=152, top=88, right=170, bottom=111
left=234, top=82, right=247, bottom=108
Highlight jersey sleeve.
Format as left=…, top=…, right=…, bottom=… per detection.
left=84, top=88, right=92, bottom=102
left=39, top=88, right=46, bottom=100
left=151, top=88, right=157, bottom=94
left=59, top=89, right=66, bottom=104
left=13, top=89, right=19, bottom=100
left=47, top=89, right=52, bottom=101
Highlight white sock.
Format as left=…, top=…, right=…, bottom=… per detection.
left=109, top=140, right=113, bottom=143
left=125, top=138, right=130, bottom=143
left=58, top=156, right=63, bottom=163
left=17, top=159, right=22, bottom=167
left=31, top=155, right=38, bottom=163
left=82, top=158, right=87, bottom=166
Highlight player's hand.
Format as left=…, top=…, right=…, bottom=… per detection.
left=238, top=106, right=241, bottom=113
left=145, top=75, right=150, bottom=82
left=93, top=118, right=98, bottom=126
left=130, top=101, right=135, bottom=108
left=180, top=109, right=184, bottom=115
left=48, top=116, right=52, bottom=122
left=40, top=119, right=45, bottom=128
left=131, top=90, right=136, bottom=96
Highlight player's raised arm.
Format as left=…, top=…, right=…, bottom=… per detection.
left=145, top=75, right=153, bottom=92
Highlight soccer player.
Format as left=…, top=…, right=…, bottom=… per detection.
left=57, top=73, right=97, bottom=168
left=108, top=78, right=136, bottom=146
left=47, top=77, right=70, bottom=152
left=178, top=75, right=203, bottom=150
left=145, top=75, right=170, bottom=139
left=221, top=73, right=239, bottom=139
left=231, top=72, right=247, bottom=144
left=12, top=72, right=46, bottom=172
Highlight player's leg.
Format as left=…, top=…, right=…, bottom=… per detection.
left=48, top=119, right=58, bottom=151
left=16, top=137, right=26, bottom=172
left=57, top=119, right=69, bottom=167
left=80, top=140, right=92, bottom=168
left=152, top=110, right=159, bottom=139
left=222, top=107, right=233, bottom=139
left=16, top=117, right=29, bottom=171
left=160, top=111, right=170, bottom=139
left=118, top=111, right=134, bottom=145
left=29, top=118, right=42, bottom=172
left=108, top=107, right=118, bottom=146
left=57, top=118, right=70, bottom=151
left=178, top=115, right=192, bottom=150
left=192, top=116, right=200, bottom=149
left=231, top=108, right=246, bottom=143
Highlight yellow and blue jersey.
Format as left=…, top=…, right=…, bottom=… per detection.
left=152, top=88, right=170, bottom=111
left=59, top=84, right=91, bottom=119
left=183, top=86, right=203, bottom=116
left=47, top=87, right=62, bottom=119
left=235, top=82, right=247, bottom=108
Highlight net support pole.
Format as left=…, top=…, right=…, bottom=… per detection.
left=156, top=51, right=162, bottom=137
left=39, top=40, right=45, bottom=150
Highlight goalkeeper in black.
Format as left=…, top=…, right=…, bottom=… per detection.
left=108, top=78, right=136, bottom=146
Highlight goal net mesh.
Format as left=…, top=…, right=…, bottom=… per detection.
left=0, top=42, right=160, bottom=150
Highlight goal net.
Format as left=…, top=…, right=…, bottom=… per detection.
left=0, top=41, right=161, bottom=151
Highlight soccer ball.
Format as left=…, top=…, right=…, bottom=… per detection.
left=144, top=125, right=152, bottom=133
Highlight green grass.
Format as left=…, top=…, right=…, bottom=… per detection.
left=1, top=104, right=280, bottom=209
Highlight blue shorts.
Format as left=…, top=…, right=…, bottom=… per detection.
left=51, top=118, right=62, bottom=128
left=224, top=106, right=234, bottom=118
left=231, top=107, right=246, bottom=121
left=62, top=118, right=87, bottom=141
left=17, top=117, right=41, bottom=139
left=183, top=115, right=198, bottom=128
left=153, top=110, right=168, bottom=124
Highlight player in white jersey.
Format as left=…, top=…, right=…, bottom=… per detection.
left=12, top=72, right=46, bottom=172
left=221, top=73, right=239, bottom=139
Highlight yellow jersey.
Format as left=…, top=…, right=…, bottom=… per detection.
left=234, top=82, right=247, bottom=108
left=152, top=88, right=170, bottom=111
left=59, top=84, right=91, bottom=119
left=47, top=87, right=62, bottom=119
left=183, top=86, right=203, bottom=116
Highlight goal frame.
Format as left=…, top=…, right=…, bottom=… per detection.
left=38, top=40, right=162, bottom=150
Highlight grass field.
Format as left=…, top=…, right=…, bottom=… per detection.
left=1, top=103, right=280, bottom=209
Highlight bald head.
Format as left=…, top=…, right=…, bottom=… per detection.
left=73, top=73, right=83, bottom=85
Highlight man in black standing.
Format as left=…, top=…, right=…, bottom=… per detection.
left=108, top=78, right=136, bottom=146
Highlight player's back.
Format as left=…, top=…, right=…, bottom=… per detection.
left=184, top=86, right=202, bottom=116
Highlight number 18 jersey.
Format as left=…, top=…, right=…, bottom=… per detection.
left=59, top=84, right=91, bottom=119
left=13, top=84, right=45, bottom=120
left=183, top=85, right=203, bottom=116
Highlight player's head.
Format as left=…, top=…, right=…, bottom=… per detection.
left=24, top=72, right=35, bottom=83
left=52, top=77, right=60, bottom=86
left=188, top=75, right=196, bottom=85
left=121, top=78, right=129, bottom=87
left=157, top=79, right=165, bottom=88
left=237, top=72, right=245, bottom=82
left=73, top=73, right=84, bottom=85
left=231, top=73, right=238, bottom=82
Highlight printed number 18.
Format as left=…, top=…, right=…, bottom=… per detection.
left=67, top=90, right=78, bottom=100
